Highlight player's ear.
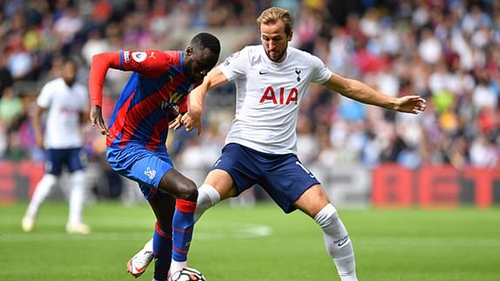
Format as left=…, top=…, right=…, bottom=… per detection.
left=185, top=46, right=194, bottom=56
left=288, top=30, right=293, bottom=42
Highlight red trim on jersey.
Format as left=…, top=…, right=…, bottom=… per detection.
left=119, top=76, right=186, bottom=147
left=107, top=91, right=134, bottom=147
left=145, top=117, right=170, bottom=150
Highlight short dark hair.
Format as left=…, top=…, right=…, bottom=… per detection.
left=63, top=57, right=78, bottom=66
left=191, top=32, right=221, bottom=56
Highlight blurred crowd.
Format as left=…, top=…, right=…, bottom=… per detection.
left=0, top=0, right=499, bottom=190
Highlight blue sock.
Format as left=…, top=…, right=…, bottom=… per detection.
left=153, top=222, right=172, bottom=281
left=172, top=199, right=196, bottom=263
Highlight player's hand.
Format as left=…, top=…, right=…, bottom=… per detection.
left=35, top=137, right=44, bottom=150
left=90, top=105, right=111, bottom=137
left=394, top=95, right=427, bottom=114
left=169, top=114, right=183, bottom=131
left=181, top=110, right=203, bottom=136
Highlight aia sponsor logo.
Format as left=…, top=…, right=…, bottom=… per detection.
left=259, top=87, right=298, bottom=105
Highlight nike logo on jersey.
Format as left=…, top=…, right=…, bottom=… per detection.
left=259, top=70, right=269, bottom=75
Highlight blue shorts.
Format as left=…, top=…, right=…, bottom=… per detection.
left=212, top=143, right=320, bottom=213
left=45, top=148, right=85, bottom=176
left=106, top=144, right=174, bottom=199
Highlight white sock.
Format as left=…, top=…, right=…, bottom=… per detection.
left=314, top=204, right=357, bottom=281
left=194, top=184, right=220, bottom=222
left=143, top=239, right=153, bottom=253
left=170, top=184, right=221, bottom=274
left=68, top=170, right=85, bottom=225
left=169, top=261, right=187, bottom=276
left=26, top=174, right=57, bottom=217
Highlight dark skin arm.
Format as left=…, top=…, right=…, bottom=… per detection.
left=90, top=105, right=110, bottom=137
left=32, top=105, right=45, bottom=149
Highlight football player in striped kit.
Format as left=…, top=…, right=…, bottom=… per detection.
left=88, top=33, right=220, bottom=281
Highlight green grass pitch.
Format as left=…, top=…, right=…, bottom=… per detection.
left=1, top=201, right=499, bottom=281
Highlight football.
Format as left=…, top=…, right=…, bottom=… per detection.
left=169, top=267, right=206, bottom=281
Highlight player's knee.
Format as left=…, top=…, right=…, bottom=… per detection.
left=314, top=203, right=339, bottom=228
left=42, top=174, right=58, bottom=186
left=176, top=179, right=198, bottom=201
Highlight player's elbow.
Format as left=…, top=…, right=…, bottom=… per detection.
left=91, top=53, right=104, bottom=63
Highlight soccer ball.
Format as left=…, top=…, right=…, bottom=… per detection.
left=169, top=267, right=206, bottom=281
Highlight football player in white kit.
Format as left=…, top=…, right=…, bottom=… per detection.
left=22, top=59, right=91, bottom=234
left=127, top=6, right=427, bottom=280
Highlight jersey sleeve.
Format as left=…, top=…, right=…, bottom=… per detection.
left=217, top=47, right=250, bottom=81
left=88, top=52, right=121, bottom=107
left=36, top=82, right=53, bottom=108
left=310, top=54, right=333, bottom=84
left=89, top=50, right=173, bottom=107
left=119, top=50, right=175, bottom=75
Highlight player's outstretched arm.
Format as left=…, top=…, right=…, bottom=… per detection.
left=182, top=68, right=229, bottom=135
left=323, top=72, right=426, bottom=114
left=392, top=95, right=427, bottom=114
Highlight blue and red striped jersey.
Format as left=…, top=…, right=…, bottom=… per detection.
left=90, top=50, right=195, bottom=151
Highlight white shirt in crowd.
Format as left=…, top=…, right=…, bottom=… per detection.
left=37, top=77, right=88, bottom=149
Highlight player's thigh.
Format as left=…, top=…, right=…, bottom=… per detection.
left=293, top=184, right=331, bottom=218
left=205, top=144, right=260, bottom=200
left=45, top=149, right=64, bottom=175
left=261, top=154, right=321, bottom=213
left=204, top=169, right=238, bottom=200
left=66, top=147, right=86, bottom=172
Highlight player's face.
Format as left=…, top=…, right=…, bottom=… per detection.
left=62, top=61, right=77, bottom=87
left=186, top=47, right=219, bottom=83
left=260, top=20, right=291, bottom=63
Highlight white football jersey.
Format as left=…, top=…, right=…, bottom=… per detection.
left=218, top=45, right=332, bottom=154
left=37, top=77, right=88, bottom=149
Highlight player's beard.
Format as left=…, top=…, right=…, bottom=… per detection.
left=266, top=48, right=286, bottom=63
left=64, top=79, right=75, bottom=87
